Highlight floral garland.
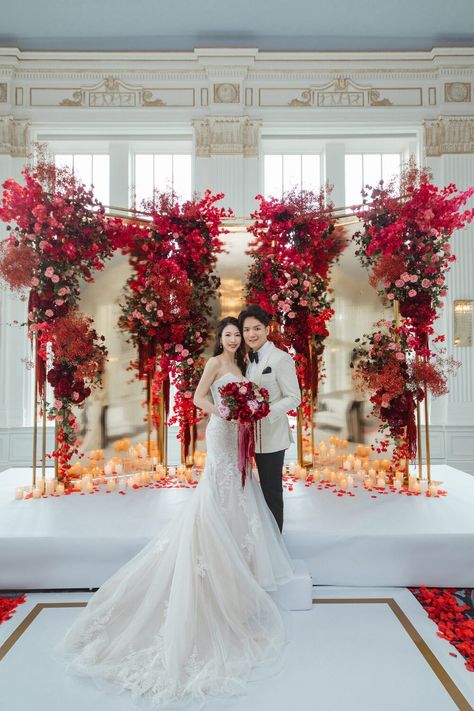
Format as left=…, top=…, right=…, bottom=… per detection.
left=247, top=188, right=344, bottom=418
left=118, top=190, right=228, bottom=455
left=351, top=161, right=473, bottom=461
left=0, top=158, right=114, bottom=477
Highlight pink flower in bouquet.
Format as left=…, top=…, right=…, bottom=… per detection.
left=218, top=404, right=230, bottom=418
left=421, top=279, right=431, bottom=289
left=395, top=279, right=404, bottom=287
left=408, top=289, right=417, bottom=297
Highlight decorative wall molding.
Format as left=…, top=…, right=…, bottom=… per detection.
left=0, top=83, right=7, bottom=103
left=424, top=116, right=474, bottom=156
left=444, top=82, right=472, bottom=103
left=29, top=76, right=196, bottom=108
left=274, top=76, right=423, bottom=109
left=0, top=115, right=31, bottom=156
left=193, top=117, right=261, bottom=157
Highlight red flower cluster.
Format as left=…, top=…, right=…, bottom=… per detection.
left=218, top=380, right=270, bottom=424
left=410, top=587, right=474, bottom=672
left=0, top=156, right=113, bottom=477
left=354, top=161, right=474, bottom=337
left=247, top=188, right=344, bottom=419
left=39, top=311, right=108, bottom=475
left=117, top=190, right=229, bottom=452
left=0, top=161, right=115, bottom=325
left=352, top=319, right=460, bottom=462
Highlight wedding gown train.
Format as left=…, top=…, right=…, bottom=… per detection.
left=57, top=373, right=294, bottom=707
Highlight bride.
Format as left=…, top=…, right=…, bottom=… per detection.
left=57, top=316, right=295, bottom=707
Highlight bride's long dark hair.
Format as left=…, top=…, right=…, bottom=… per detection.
left=212, top=317, right=246, bottom=374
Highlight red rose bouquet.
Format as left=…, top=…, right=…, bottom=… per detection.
left=218, top=380, right=270, bottom=486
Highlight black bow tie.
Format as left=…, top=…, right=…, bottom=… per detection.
left=249, top=351, right=259, bottom=364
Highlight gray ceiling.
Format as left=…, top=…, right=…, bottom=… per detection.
left=1, top=0, right=474, bottom=52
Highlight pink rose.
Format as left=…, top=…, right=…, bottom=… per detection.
left=395, top=352, right=405, bottom=361
left=387, top=293, right=395, bottom=300
left=45, top=309, right=54, bottom=317
left=401, top=273, right=411, bottom=282
left=187, top=358, right=194, bottom=365
left=181, top=349, right=189, bottom=357
left=54, top=399, right=62, bottom=409
left=184, top=391, right=192, bottom=399
left=271, top=294, right=278, bottom=301
left=410, top=275, right=418, bottom=283
left=175, top=344, right=183, bottom=352
left=31, top=277, right=39, bottom=287
left=44, top=267, right=54, bottom=278
left=436, top=277, right=444, bottom=286
left=395, top=279, right=404, bottom=288
left=303, top=280, right=310, bottom=288
left=300, top=299, right=308, bottom=307
left=288, top=311, right=296, bottom=318
left=55, top=299, right=64, bottom=306
left=157, top=310, right=164, bottom=318
left=51, top=275, right=59, bottom=283
left=408, top=289, right=417, bottom=297
left=421, top=279, right=430, bottom=289
left=72, top=392, right=80, bottom=401
left=291, top=278, right=298, bottom=285
left=239, top=386, right=247, bottom=394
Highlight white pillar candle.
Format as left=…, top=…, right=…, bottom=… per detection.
left=15, top=487, right=24, bottom=500
left=56, top=482, right=65, bottom=495
left=107, top=479, right=116, bottom=492
left=343, top=460, right=352, bottom=471
left=45, top=480, right=55, bottom=495
left=354, top=458, right=362, bottom=471
left=413, top=481, right=421, bottom=493
left=115, top=463, right=123, bottom=475
left=394, top=479, right=402, bottom=490
left=104, top=463, right=113, bottom=476
left=32, top=487, right=41, bottom=499
left=347, top=474, right=354, bottom=488
left=288, top=462, right=296, bottom=475
left=86, top=481, right=94, bottom=493
left=376, top=477, right=386, bottom=488
left=429, top=484, right=437, bottom=496
left=340, top=478, right=347, bottom=490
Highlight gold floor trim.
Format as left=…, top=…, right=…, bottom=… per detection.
left=313, top=598, right=473, bottom=711
left=0, top=603, right=86, bottom=662
left=0, top=599, right=472, bottom=710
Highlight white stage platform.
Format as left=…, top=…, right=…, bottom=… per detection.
left=1, top=465, right=473, bottom=589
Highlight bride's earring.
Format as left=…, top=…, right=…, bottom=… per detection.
left=218, top=340, right=223, bottom=353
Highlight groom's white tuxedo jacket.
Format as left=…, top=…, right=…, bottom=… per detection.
left=247, top=341, right=301, bottom=454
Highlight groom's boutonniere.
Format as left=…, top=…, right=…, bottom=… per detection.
left=262, top=367, right=272, bottom=374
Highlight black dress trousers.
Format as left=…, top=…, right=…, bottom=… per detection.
left=254, top=450, right=286, bottom=532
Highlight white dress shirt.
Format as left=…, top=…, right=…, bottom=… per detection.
left=246, top=339, right=272, bottom=381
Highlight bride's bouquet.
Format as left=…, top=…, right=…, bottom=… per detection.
left=218, top=380, right=270, bottom=487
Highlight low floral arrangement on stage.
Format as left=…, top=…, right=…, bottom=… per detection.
left=118, top=189, right=229, bottom=457
left=218, top=380, right=270, bottom=486
left=247, top=188, right=345, bottom=419
left=0, top=154, right=114, bottom=476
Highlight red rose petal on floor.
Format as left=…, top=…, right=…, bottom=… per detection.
left=371, top=495, right=377, bottom=498
left=449, top=652, right=457, bottom=657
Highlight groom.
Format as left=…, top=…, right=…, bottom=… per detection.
left=239, top=305, right=301, bottom=532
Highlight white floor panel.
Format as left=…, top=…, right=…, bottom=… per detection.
left=0, top=588, right=472, bottom=711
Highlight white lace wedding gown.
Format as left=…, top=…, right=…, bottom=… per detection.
left=57, top=373, right=294, bottom=707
